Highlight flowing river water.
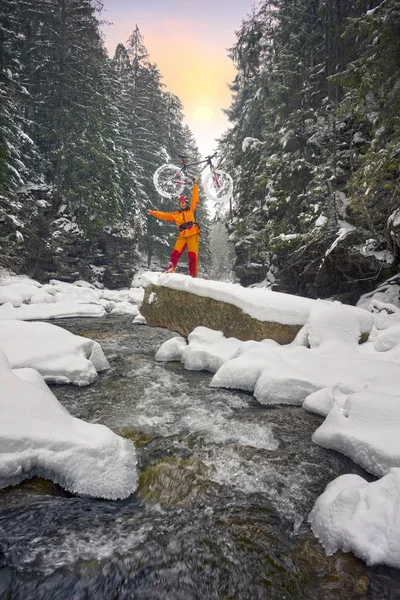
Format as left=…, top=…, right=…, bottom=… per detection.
left=1, top=316, right=400, bottom=599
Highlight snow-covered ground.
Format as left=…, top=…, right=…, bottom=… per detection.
left=1, top=269, right=400, bottom=568
left=0, top=274, right=143, bottom=319
left=0, top=273, right=144, bottom=500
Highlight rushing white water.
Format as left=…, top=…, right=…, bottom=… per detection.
left=1, top=317, right=397, bottom=600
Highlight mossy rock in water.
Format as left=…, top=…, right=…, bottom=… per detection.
left=212, top=510, right=371, bottom=599
left=0, top=477, right=67, bottom=508
left=102, top=379, right=127, bottom=392
left=139, top=457, right=210, bottom=506
left=291, top=534, right=370, bottom=598
left=113, top=427, right=155, bottom=447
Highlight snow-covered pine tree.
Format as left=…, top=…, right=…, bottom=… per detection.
left=332, top=0, right=400, bottom=255
left=217, top=1, right=278, bottom=283
left=110, top=42, right=143, bottom=227
left=0, top=0, right=45, bottom=269
left=37, top=0, right=122, bottom=225
left=124, top=25, right=173, bottom=267
left=9, top=0, right=128, bottom=276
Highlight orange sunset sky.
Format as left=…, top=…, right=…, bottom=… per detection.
left=100, top=0, right=256, bottom=156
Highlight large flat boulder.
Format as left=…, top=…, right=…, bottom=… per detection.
left=142, top=283, right=302, bottom=343
left=139, top=274, right=373, bottom=344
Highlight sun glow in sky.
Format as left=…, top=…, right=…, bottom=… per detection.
left=100, top=0, right=255, bottom=157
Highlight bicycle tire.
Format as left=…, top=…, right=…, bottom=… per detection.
left=153, top=164, right=185, bottom=199
left=202, top=169, right=233, bottom=204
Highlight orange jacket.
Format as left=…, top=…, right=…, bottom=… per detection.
left=148, top=183, right=200, bottom=238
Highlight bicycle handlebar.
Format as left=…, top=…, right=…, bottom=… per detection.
left=177, top=152, right=217, bottom=163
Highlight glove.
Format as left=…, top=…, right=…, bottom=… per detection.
left=193, top=175, right=199, bottom=184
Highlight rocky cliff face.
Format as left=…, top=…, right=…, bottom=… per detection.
left=231, top=225, right=396, bottom=303
left=23, top=229, right=140, bottom=289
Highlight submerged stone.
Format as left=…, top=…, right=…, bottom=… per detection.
left=292, top=534, right=371, bottom=598
left=113, top=427, right=155, bottom=447
left=78, top=329, right=115, bottom=341
left=0, top=477, right=68, bottom=508
left=139, top=457, right=211, bottom=506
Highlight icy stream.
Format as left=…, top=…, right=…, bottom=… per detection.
left=0, top=316, right=399, bottom=599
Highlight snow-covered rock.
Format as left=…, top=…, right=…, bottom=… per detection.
left=0, top=349, right=137, bottom=499
left=309, top=469, right=400, bottom=568
left=312, top=386, right=400, bottom=478
left=140, top=273, right=373, bottom=344
left=0, top=320, right=109, bottom=386
left=155, top=335, right=187, bottom=362
left=110, top=301, right=140, bottom=317
left=0, top=274, right=145, bottom=320
left=133, top=314, right=147, bottom=325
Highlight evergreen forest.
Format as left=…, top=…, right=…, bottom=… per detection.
left=0, top=0, right=210, bottom=285
left=218, top=0, right=400, bottom=301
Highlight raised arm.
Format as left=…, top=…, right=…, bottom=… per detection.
left=190, top=182, right=199, bottom=211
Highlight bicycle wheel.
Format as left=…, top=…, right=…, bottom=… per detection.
left=202, top=169, right=233, bottom=204
left=153, top=164, right=185, bottom=199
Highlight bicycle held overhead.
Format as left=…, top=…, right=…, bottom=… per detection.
left=153, top=152, right=233, bottom=204
left=147, top=176, right=201, bottom=277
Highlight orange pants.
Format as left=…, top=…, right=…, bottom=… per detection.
left=166, top=233, right=200, bottom=277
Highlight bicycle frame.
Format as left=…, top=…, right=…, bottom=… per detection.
left=174, top=153, right=222, bottom=189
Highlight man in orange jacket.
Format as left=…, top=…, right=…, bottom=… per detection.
left=147, top=177, right=201, bottom=277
